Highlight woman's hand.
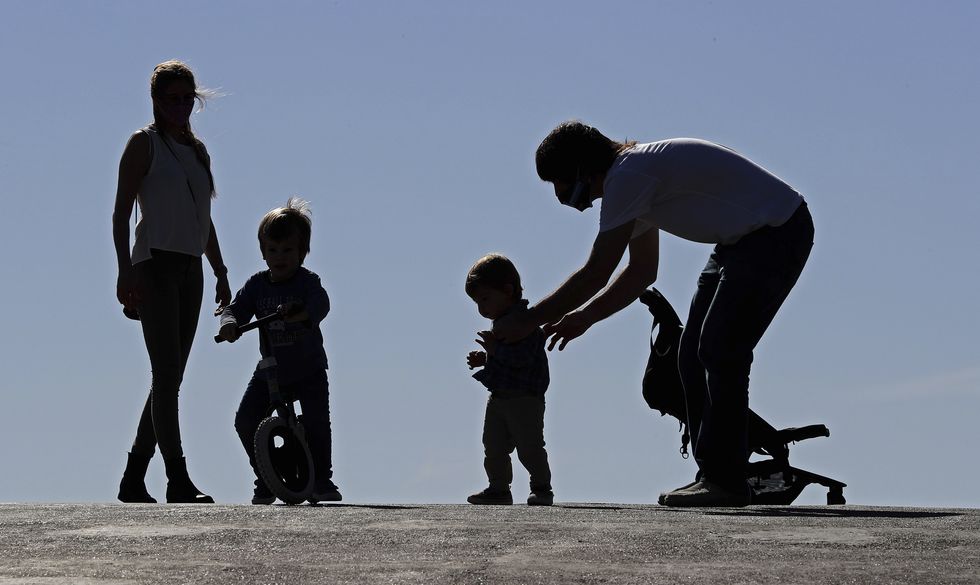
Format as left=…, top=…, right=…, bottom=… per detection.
left=214, top=273, right=232, bottom=310
left=116, top=265, right=142, bottom=311
left=543, top=310, right=594, bottom=351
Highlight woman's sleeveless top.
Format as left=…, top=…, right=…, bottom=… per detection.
left=131, top=126, right=213, bottom=264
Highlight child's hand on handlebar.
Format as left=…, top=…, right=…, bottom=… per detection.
left=467, top=350, right=487, bottom=369
left=278, top=301, right=309, bottom=323
left=218, top=322, right=241, bottom=343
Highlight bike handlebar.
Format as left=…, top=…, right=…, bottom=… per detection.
left=214, top=311, right=283, bottom=344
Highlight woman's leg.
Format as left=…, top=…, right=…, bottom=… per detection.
left=135, top=253, right=203, bottom=460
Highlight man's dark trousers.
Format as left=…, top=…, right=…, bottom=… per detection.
left=678, top=202, right=814, bottom=491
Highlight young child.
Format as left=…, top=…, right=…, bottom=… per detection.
left=465, top=253, right=554, bottom=506
left=218, top=198, right=340, bottom=505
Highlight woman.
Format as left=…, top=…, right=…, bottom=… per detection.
left=112, top=60, right=231, bottom=503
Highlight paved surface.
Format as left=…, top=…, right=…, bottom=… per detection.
left=1, top=503, right=978, bottom=584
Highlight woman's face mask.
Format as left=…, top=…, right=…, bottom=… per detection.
left=155, top=80, right=196, bottom=128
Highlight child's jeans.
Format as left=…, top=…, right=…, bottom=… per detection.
left=678, top=202, right=814, bottom=491
left=482, top=394, right=552, bottom=493
left=234, top=368, right=336, bottom=490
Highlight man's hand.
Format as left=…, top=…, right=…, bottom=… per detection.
left=467, top=350, right=487, bottom=370
left=543, top=310, right=595, bottom=351
left=475, top=330, right=497, bottom=356
left=218, top=322, right=240, bottom=343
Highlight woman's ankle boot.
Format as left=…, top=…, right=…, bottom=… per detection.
left=118, top=451, right=156, bottom=503
left=164, top=456, right=215, bottom=504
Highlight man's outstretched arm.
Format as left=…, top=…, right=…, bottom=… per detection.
left=545, top=226, right=659, bottom=350
left=493, top=221, right=634, bottom=341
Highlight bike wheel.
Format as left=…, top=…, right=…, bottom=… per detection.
left=254, top=415, right=315, bottom=505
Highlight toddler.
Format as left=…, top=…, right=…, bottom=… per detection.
left=465, top=253, right=553, bottom=506
left=218, top=198, right=340, bottom=504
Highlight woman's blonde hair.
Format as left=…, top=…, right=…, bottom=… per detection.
left=149, top=60, right=216, bottom=197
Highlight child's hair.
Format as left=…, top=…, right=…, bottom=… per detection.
left=535, top=120, right=634, bottom=184
left=465, top=254, right=523, bottom=301
left=149, top=59, right=217, bottom=197
left=258, top=197, right=313, bottom=260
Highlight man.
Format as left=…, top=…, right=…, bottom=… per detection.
left=493, top=121, right=814, bottom=506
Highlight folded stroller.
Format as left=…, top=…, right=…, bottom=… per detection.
left=639, top=287, right=846, bottom=505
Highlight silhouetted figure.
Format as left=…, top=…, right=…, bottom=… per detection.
left=493, top=121, right=813, bottom=507
left=639, top=287, right=846, bottom=505
left=112, top=60, right=231, bottom=504
left=465, top=254, right=553, bottom=506
left=218, top=198, right=340, bottom=505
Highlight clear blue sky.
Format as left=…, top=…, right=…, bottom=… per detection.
left=1, top=1, right=977, bottom=507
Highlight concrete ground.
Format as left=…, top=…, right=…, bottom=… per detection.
left=1, top=503, right=978, bottom=584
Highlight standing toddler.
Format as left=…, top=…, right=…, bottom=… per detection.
left=465, top=254, right=554, bottom=506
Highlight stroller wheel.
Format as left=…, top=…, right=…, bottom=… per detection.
left=254, top=415, right=315, bottom=505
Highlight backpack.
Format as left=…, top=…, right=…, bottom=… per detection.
left=638, top=287, right=691, bottom=457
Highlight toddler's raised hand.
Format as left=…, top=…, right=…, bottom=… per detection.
left=475, top=330, right=497, bottom=356
left=467, top=350, right=487, bottom=370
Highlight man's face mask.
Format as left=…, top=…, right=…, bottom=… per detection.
left=557, top=179, right=592, bottom=212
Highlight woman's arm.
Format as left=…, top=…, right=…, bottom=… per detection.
left=204, top=220, right=232, bottom=309
left=112, top=131, right=150, bottom=309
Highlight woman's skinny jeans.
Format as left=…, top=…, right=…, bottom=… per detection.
left=130, top=250, right=203, bottom=461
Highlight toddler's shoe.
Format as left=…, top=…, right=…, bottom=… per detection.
left=467, top=487, right=513, bottom=505
left=659, top=479, right=750, bottom=508
left=527, top=490, right=554, bottom=506
left=308, top=488, right=343, bottom=504
left=251, top=481, right=276, bottom=505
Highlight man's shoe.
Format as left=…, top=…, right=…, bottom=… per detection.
left=527, top=491, right=554, bottom=506
left=467, top=488, right=513, bottom=505
left=660, top=480, right=751, bottom=507
left=658, top=478, right=700, bottom=505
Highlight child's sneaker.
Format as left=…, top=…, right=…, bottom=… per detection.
left=308, top=488, right=342, bottom=504
left=527, top=490, right=554, bottom=506
left=467, top=487, right=513, bottom=505
left=308, top=481, right=342, bottom=504
left=251, top=481, right=276, bottom=505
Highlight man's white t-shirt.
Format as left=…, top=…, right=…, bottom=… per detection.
left=599, top=139, right=803, bottom=245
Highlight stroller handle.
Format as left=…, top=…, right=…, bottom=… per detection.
left=214, top=310, right=283, bottom=343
